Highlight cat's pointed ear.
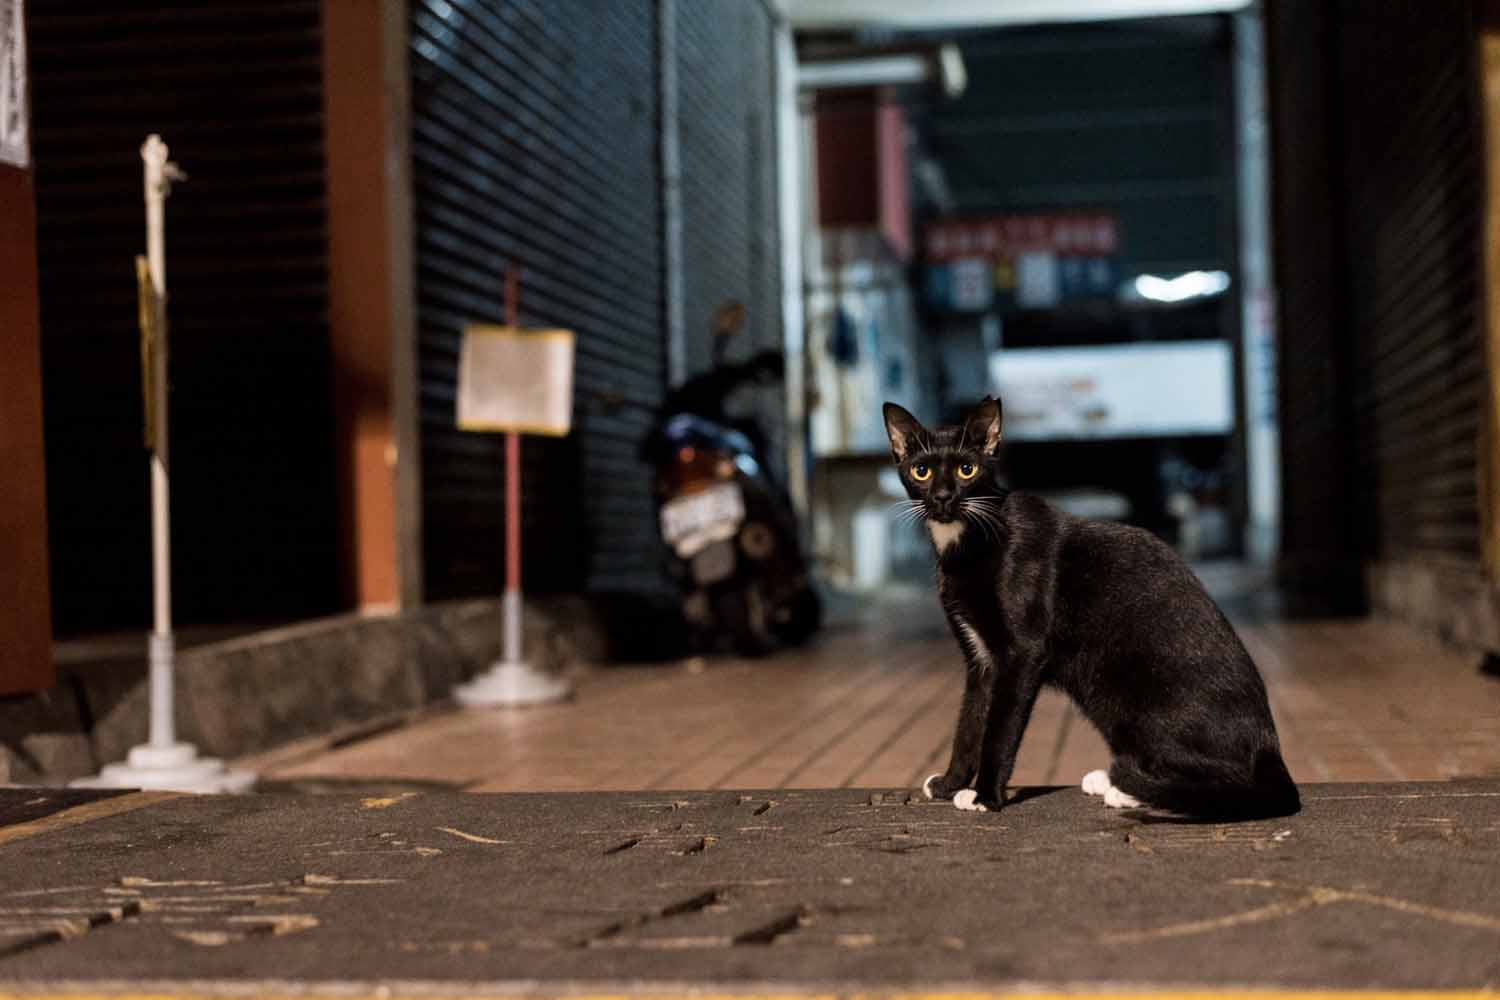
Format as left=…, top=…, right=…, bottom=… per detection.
left=964, top=396, right=1003, bottom=456
left=883, top=402, right=925, bottom=463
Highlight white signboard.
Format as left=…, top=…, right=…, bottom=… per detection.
left=948, top=257, right=993, bottom=311
left=990, top=340, right=1234, bottom=440
left=0, top=0, right=27, bottom=168
left=456, top=325, right=575, bottom=436
left=1015, top=252, right=1060, bottom=308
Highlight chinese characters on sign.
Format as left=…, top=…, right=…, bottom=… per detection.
left=924, top=212, right=1122, bottom=312
left=926, top=213, right=1120, bottom=261
left=0, top=0, right=27, bottom=168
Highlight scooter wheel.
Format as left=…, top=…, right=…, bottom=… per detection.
left=713, top=585, right=776, bottom=657
left=772, top=585, right=822, bottom=646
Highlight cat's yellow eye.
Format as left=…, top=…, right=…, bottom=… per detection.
left=910, top=463, right=932, bottom=482
left=957, top=462, right=979, bottom=480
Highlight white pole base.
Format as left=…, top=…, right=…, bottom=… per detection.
left=71, top=741, right=256, bottom=794
left=454, top=659, right=571, bottom=707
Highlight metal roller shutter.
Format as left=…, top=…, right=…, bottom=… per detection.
left=1338, top=0, right=1485, bottom=565
left=674, top=0, right=785, bottom=472
left=409, top=0, right=666, bottom=599
left=27, top=0, right=337, bottom=634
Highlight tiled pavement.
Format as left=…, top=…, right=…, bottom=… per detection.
left=245, top=588, right=1500, bottom=795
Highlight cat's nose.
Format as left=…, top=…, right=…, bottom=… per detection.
left=932, top=487, right=954, bottom=503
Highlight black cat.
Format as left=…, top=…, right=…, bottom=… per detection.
left=884, top=397, right=1299, bottom=819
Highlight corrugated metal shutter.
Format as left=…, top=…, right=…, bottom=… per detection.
left=409, top=0, right=666, bottom=599
left=1338, top=0, right=1484, bottom=565
left=1266, top=0, right=1363, bottom=601
left=674, top=0, right=785, bottom=473
left=27, top=0, right=337, bottom=634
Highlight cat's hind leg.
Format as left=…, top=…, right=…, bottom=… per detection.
left=1081, top=768, right=1141, bottom=807
left=1109, top=748, right=1300, bottom=819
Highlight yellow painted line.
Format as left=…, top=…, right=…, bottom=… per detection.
left=0, top=792, right=182, bottom=849
left=0, top=991, right=1495, bottom=1000
left=358, top=792, right=417, bottom=810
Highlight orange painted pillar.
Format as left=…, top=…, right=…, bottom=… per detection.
left=0, top=162, right=54, bottom=695
left=320, top=0, right=411, bottom=611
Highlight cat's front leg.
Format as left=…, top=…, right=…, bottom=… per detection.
left=973, top=657, right=1045, bottom=809
left=923, top=661, right=992, bottom=801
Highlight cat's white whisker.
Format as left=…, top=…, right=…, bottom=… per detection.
left=961, top=505, right=996, bottom=543
left=962, top=502, right=1003, bottom=542
left=894, top=503, right=927, bottom=528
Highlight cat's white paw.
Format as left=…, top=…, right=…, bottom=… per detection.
left=1103, top=785, right=1143, bottom=809
left=1081, top=769, right=1111, bottom=796
left=953, top=789, right=988, bottom=812
left=923, top=774, right=943, bottom=800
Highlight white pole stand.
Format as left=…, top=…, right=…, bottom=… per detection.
left=73, top=743, right=256, bottom=793
left=453, top=590, right=571, bottom=707
left=72, top=636, right=256, bottom=793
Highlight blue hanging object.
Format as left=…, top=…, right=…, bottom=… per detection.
left=828, top=306, right=859, bottom=366
left=885, top=358, right=904, bottom=392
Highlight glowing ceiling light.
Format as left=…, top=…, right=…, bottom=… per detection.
left=1131, top=270, right=1231, bottom=304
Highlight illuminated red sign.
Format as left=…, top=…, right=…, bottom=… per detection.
left=926, top=212, right=1120, bottom=261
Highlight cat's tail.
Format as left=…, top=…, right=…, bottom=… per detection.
left=1118, top=749, right=1302, bottom=820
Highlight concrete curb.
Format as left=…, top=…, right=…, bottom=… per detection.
left=1, top=598, right=608, bottom=786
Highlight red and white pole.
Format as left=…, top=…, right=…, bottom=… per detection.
left=502, top=264, right=523, bottom=665
left=453, top=261, right=571, bottom=706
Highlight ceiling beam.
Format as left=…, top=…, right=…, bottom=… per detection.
left=950, top=176, right=1221, bottom=204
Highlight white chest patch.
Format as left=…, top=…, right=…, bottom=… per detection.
left=928, top=520, right=965, bottom=553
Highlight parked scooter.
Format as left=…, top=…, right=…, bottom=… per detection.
left=637, top=303, right=821, bottom=655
